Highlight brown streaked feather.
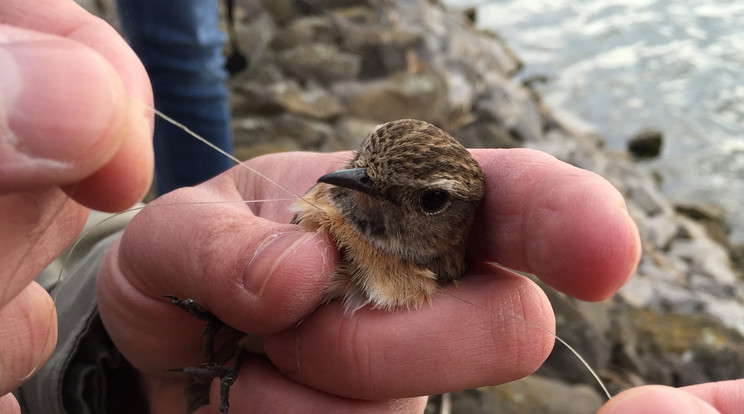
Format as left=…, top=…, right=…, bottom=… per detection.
left=292, top=119, right=485, bottom=313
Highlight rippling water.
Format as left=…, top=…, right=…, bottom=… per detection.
left=443, top=0, right=744, bottom=243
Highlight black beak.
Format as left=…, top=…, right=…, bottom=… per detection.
left=317, top=167, right=382, bottom=197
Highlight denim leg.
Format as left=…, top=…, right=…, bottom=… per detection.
left=116, top=0, right=234, bottom=195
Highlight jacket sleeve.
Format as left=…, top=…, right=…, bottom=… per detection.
left=14, top=209, right=149, bottom=414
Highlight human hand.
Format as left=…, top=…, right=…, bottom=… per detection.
left=0, top=0, right=153, bottom=408
left=96, top=148, right=639, bottom=413
left=598, top=380, right=744, bottom=414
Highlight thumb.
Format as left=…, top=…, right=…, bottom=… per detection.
left=0, top=26, right=125, bottom=189
left=0, top=26, right=153, bottom=211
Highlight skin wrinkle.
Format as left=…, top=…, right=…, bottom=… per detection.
left=1, top=189, right=81, bottom=307
left=345, top=314, right=369, bottom=396
left=243, top=232, right=314, bottom=297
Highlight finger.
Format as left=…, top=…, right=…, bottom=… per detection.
left=0, top=393, right=20, bottom=414
left=0, top=282, right=57, bottom=396
left=682, top=380, right=744, bottom=414
left=246, top=149, right=640, bottom=301
left=597, top=385, right=725, bottom=414
left=470, top=148, right=641, bottom=300
left=264, top=264, right=555, bottom=400
left=0, top=28, right=123, bottom=191
left=197, top=357, right=428, bottom=414
left=96, top=177, right=339, bottom=373
left=0, top=189, right=86, bottom=307
left=1, top=2, right=154, bottom=211
left=1, top=0, right=151, bottom=103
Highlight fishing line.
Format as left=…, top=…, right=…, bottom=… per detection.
left=441, top=285, right=612, bottom=400
left=144, top=106, right=614, bottom=400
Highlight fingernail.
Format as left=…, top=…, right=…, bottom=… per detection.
left=242, top=232, right=319, bottom=297
left=0, top=28, right=120, bottom=162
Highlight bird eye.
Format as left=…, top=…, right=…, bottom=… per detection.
left=420, top=190, right=449, bottom=214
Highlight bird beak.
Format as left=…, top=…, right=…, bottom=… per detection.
left=317, top=167, right=383, bottom=197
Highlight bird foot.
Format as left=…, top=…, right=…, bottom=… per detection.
left=165, top=295, right=241, bottom=414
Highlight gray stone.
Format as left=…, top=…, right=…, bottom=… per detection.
left=332, top=70, right=449, bottom=125
left=627, top=181, right=672, bottom=217
left=444, top=375, right=605, bottom=414
left=453, top=119, right=520, bottom=149
left=638, top=214, right=680, bottom=250
left=333, top=118, right=379, bottom=150
left=277, top=43, right=361, bottom=84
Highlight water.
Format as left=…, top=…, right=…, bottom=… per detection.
left=442, top=0, right=744, bottom=243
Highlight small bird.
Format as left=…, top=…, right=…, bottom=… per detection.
left=292, top=119, right=485, bottom=312
left=171, top=119, right=485, bottom=413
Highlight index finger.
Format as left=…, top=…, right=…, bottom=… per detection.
left=469, top=148, right=641, bottom=301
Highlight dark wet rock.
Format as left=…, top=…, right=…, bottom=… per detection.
left=628, top=128, right=663, bottom=160
left=462, top=7, right=477, bottom=25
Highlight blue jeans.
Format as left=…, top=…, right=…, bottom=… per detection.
left=116, top=0, right=234, bottom=195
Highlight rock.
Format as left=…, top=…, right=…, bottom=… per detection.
left=545, top=106, right=602, bottom=145
left=537, top=291, right=612, bottom=386
left=453, top=119, right=520, bottom=148
left=269, top=82, right=344, bottom=120
left=442, top=375, right=605, bottom=414
left=626, top=181, right=672, bottom=217
left=332, top=70, right=449, bottom=125
left=311, top=0, right=371, bottom=9
left=272, top=16, right=336, bottom=50
left=232, top=113, right=337, bottom=152
left=329, top=10, right=424, bottom=79
left=627, top=128, right=663, bottom=160
left=669, top=237, right=737, bottom=287
left=277, top=43, right=361, bottom=84
left=462, top=7, right=477, bottom=25
left=333, top=117, right=379, bottom=150
left=616, top=309, right=744, bottom=386
left=675, top=202, right=730, bottom=245
left=474, top=81, right=543, bottom=142
left=638, top=214, right=680, bottom=250
left=259, top=0, right=295, bottom=25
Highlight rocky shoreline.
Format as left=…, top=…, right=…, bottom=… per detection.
left=83, top=0, right=744, bottom=412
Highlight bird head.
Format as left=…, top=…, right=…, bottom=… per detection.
left=318, top=119, right=485, bottom=278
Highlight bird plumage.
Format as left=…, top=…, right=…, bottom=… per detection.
left=292, top=119, right=485, bottom=312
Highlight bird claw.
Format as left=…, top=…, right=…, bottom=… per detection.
left=178, top=364, right=237, bottom=414
left=165, top=295, right=242, bottom=414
